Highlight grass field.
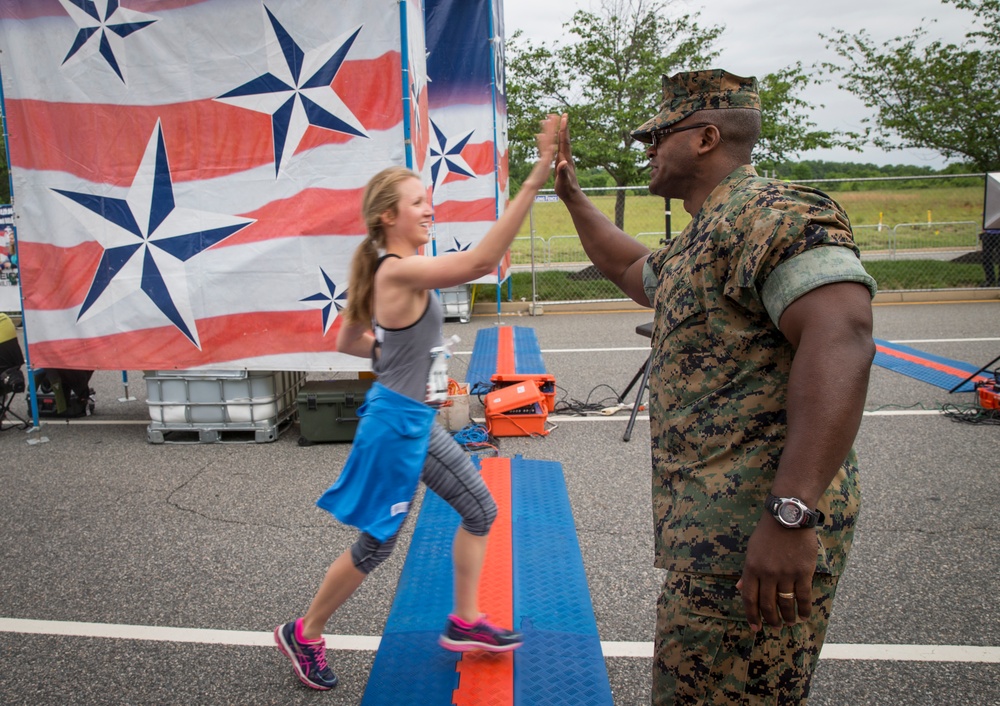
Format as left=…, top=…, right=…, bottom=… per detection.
left=508, top=184, right=986, bottom=269
left=480, top=183, right=991, bottom=300
left=515, top=184, right=984, bottom=243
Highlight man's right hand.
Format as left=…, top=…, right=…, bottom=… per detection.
left=554, top=114, right=581, bottom=203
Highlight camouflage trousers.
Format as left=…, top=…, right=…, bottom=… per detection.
left=653, top=570, right=840, bottom=705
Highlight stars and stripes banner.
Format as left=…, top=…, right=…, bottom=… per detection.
left=425, top=0, right=509, bottom=285
left=0, top=0, right=433, bottom=371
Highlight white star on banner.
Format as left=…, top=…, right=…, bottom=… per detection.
left=215, top=5, right=368, bottom=177
left=430, top=118, right=475, bottom=190
left=52, top=120, right=255, bottom=348
left=300, top=267, right=348, bottom=335
left=58, top=0, right=157, bottom=84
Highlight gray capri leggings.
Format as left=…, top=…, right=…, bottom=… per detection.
left=350, top=422, right=497, bottom=574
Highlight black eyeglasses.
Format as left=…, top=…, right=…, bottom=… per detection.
left=649, top=122, right=712, bottom=149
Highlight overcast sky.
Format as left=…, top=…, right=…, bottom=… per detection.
left=500, top=0, right=977, bottom=167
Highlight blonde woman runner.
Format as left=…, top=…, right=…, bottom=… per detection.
left=275, top=114, right=560, bottom=691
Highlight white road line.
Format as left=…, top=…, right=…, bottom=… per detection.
left=603, top=641, right=1000, bottom=662
left=12, top=410, right=943, bottom=432
left=890, top=337, right=1000, bottom=344
left=862, top=410, right=944, bottom=416
left=2, top=618, right=997, bottom=663
left=541, top=409, right=945, bottom=423
left=539, top=347, right=650, bottom=353
left=819, top=643, right=1000, bottom=663
left=0, top=618, right=379, bottom=651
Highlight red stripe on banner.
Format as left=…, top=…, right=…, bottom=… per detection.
left=411, top=91, right=431, bottom=174
left=434, top=198, right=497, bottom=224
left=453, top=457, right=514, bottom=706
left=131, top=0, right=215, bottom=10
left=19, top=241, right=104, bottom=311
left=498, top=250, right=510, bottom=281
left=27, top=310, right=343, bottom=369
left=0, top=0, right=66, bottom=19
left=463, top=142, right=497, bottom=176
left=439, top=143, right=496, bottom=185
left=20, top=185, right=367, bottom=310
left=4, top=55, right=402, bottom=182
left=874, top=343, right=992, bottom=385
left=219, top=187, right=366, bottom=247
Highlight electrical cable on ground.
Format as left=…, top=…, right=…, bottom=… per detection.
left=452, top=422, right=499, bottom=457
left=551, top=383, right=632, bottom=417
left=941, top=403, right=1000, bottom=425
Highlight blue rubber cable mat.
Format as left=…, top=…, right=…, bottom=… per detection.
left=466, top=327, right=499, bottom=394
left=512, top=327, right=547, bottom=376
left=361, top=455, right=612, bottom=705
left=511, top=457, right=614, bottom=706
left=466, top=326, right=547, bottom=394
left=360, top=487, right=461, bottom=706
left=873, top=338, right=989, bottom=392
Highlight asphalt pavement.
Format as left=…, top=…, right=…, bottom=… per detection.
left=1, top=300, right=998, bottom=705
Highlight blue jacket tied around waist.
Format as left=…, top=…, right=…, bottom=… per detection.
left=316, top=382, right=437, bottom=542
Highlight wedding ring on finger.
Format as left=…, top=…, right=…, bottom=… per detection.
left=777, top=592, right=795, bottom=600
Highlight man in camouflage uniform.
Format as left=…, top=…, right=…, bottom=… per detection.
left=553, top=70, right=877, bottom=704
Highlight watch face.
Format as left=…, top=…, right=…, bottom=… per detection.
left=777, top=502, right=804, bottom=526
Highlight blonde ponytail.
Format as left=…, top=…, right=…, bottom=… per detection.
left=342, top=166, right=420, bottom=325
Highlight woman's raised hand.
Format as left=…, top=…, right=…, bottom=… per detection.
left=522, top=114, right=561, bottom=191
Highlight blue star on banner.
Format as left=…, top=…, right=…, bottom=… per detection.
left=59, top=0, right=157, bottom=83
left=215, top=6, right=368, bottom=177
left=430, top=118, right=475, bottom=189
left=492, top=35, right=506, bottom=98
left=409, top=56, right=428, bottom=161
left=52, top=120, right=255, bottom=349
left=301, top=267, right=348, bottom=335
left=443, top=237, right=471, bottom=254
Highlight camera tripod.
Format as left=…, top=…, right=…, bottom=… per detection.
left=619, top=322, right=653, bottom=442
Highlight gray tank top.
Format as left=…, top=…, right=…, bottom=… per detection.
left=371, top=255, right=444, bottom=402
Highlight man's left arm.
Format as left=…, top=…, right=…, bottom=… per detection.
left=739, top=280, right=875, bottom=631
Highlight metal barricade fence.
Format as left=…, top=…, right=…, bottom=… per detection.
left=888, top=221, right=981, bottom=259
left=482, top=173, right=991, bottom=306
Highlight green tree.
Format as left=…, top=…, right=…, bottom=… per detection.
left=755, top=63, right=862, bottom=167
left=821, top=0, right=1000, bottom=171
left=506, top=0, right=723, bottom=229
left=506, top=0, right=860, bottom=230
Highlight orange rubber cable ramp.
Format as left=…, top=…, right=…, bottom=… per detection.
left=453, top=456, right=514, bottom=706
left=495, top=325, right=515, bottom=376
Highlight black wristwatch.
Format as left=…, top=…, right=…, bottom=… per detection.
left=765, top=494, right=825, bottom=529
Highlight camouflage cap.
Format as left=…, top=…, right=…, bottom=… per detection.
left=631, top=69, right=760, bottom=144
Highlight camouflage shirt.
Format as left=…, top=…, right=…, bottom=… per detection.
left=641, top=165, right=873, bottom=577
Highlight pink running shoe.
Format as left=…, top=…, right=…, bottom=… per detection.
left=274, top=619, right=339, bottom=690
left=438, top=614, right=523, bottom=653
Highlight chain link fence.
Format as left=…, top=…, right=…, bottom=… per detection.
left=477, top=173, right=991, bottom=305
